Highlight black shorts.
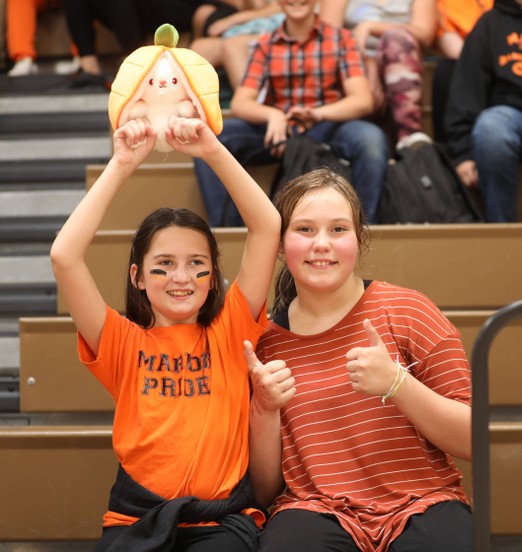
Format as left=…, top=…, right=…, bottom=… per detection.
left=201, top=0, right=238, bottom=36
left=259, top=501, right=472, bottom=552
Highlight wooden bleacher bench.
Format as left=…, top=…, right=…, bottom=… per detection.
left=86, top=162, right=277, bottom=231
left=57, top=224, right=522, bottom=314
left=19, top=310, right=522, bottom=411
left=0, top=424, right=116, bottom=540
left=451, top=311, right=522, bottom=406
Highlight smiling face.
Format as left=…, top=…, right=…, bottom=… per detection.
left=277, top=0, right=317, bottom=21
left=282, top=187, right=360, bottom=295
left=131, top=226, right=212, bottom=326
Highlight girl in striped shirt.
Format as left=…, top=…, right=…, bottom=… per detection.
left=246, top=167, right=472, bottom=551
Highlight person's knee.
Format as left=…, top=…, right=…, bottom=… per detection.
left=473, top=106, right=521, bottom=162
left=222, top=36, right=243, bottom=59
left=354, top=125, right=390, bottom=163
left=190, top=37, right=206, bottom=53
left=474, top=106, right=519, bottom=144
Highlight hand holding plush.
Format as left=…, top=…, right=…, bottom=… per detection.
left=108, top=24, right=223, bottom=152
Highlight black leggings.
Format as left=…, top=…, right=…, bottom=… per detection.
left=96, top=523, right=249, bottom=552
left=134, top=0, right=238, bottom=37
left=431, top=57, right=457, bottom=145
left=259, top=501, right=472, bottom=552
left=63, top=0, right=142, bottom=57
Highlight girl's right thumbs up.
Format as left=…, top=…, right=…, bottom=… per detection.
left=244, top=341, right=296, bottom=412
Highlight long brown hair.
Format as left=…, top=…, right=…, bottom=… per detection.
left=272, top=168, right=370, bottom=316
left=125, top=207, right=225, bottom=328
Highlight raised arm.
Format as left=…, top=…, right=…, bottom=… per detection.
left=50, top=119, right=157, bottom=355
left=166, top=117, right=281, bottom=320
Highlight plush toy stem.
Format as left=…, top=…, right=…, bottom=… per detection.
left=154, top=24, right=179, bottom=48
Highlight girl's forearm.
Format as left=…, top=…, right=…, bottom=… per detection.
left=249, top=405, right=285, bottom=508
left=391, top=374, right=472, bottom=460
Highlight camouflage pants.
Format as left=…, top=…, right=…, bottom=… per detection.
left=374, top=27, right=424, bottom=142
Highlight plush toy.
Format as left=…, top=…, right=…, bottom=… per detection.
left=109, top=24, right=223, bottom=152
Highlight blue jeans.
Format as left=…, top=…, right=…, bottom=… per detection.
left=194, top=119, right=389, bottom=226
left=472, top=105, right=522, bottom=222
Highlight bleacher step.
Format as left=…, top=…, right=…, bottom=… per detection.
left=0, top=111, right=110, bottom=136
left=0, top=136, right=111, bottom=162
left=0, top=256, right=57, bottom=318
left=0, top=158, right=106, bottom=188
left=0, top=256, right=54, bottom=286
left=0, top=190, right=83, bottom=217
left=0, top=91, right=109, bottom=113
left=0, top=337, right=18, bottom=371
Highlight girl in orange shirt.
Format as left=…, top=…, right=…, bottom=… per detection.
left=51, top=116, right=280, bottom=551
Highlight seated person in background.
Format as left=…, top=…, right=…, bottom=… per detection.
left=134, top=0, right=242, bottom=41
left=320, top=0, right=437, bottom=151
left=247, top=167, right=472, bottom=552
left=431, top=0, right=493, bottom=143
left=190, top=0, right=283, bottom=90
left=62, top=0, right=142, bottom=89
left=445, top=0, right=522, bottom=223
left=6, top=0, right=78, bottom=76
left=193, top=0, right=389, bottom=227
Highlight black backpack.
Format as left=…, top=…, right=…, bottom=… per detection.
left=270, top=135, right=352, bottom=198
left=378, top=142, right=483, bottom=224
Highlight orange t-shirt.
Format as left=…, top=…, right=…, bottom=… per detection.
left=436, top=0, right=494, bottom=39
left=78, top=280, right=267, bottom=527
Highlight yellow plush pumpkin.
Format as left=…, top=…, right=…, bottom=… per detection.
left=109, top=24, right=223, bottom=152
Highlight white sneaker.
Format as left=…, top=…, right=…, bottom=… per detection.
left=396, top=132, right=433, bottom=151
left=54, top=56, right=81, bottom=75
left=8, top=57, right=37, bottom=76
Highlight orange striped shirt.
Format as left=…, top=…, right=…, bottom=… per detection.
left=257, top=281, right=470, bottom=552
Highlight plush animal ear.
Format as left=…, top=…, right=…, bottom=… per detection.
left=108, top=23, right=223, bottom=144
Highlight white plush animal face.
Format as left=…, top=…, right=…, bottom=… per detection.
left=141, top=55, right=191, bottom=104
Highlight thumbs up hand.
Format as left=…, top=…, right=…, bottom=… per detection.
left=244, top=340, right=296, bottom=413
left=345, top=319, right=398, bottom=396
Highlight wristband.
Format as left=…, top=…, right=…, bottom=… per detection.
left=381, top=355, right=417, bottom=405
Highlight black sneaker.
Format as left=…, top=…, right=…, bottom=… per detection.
left=66, top=69, right=112, bottom=91
left=49, top=70, right=112, bottom=93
